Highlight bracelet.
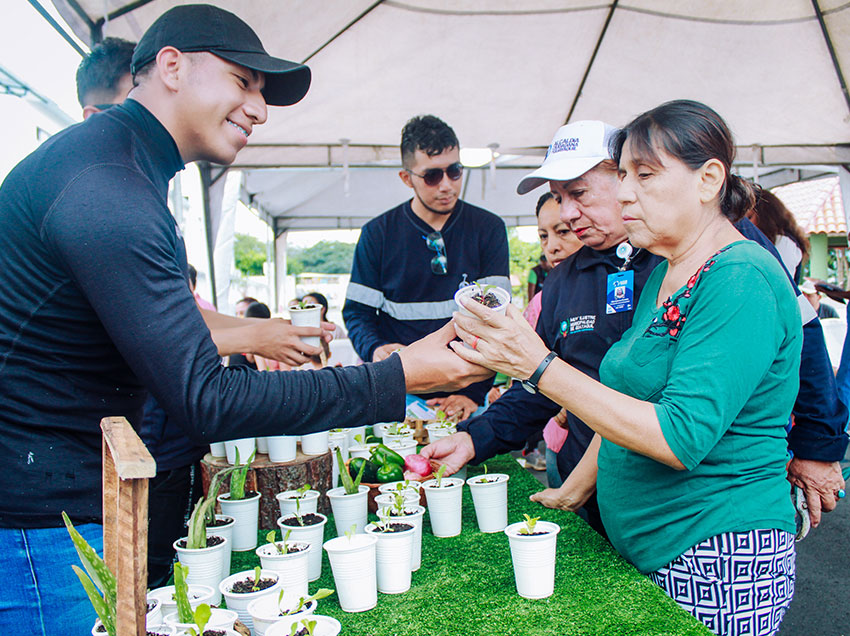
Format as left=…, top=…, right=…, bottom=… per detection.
left=521, top=351, right=558, bottom=394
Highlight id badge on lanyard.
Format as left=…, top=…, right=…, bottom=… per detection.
left=606, top=243, right=636, bottom=314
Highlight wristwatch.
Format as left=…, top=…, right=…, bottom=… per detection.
left=521, top=351, right=558, bottom=394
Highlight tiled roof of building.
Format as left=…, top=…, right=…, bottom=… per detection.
left=772, top=176, right=845, bottom=235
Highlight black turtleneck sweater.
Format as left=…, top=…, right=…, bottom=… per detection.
left=0, top=99, right=405, bottom=528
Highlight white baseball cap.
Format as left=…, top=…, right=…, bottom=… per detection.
left=517, top=120, right=619, bottom=195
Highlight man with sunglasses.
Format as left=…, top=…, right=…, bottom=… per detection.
left=344, top=115, right=510, bottom=419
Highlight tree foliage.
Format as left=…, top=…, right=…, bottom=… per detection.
left=508, top=229, right=541, bottom=302
left=234, top=233, right=267, bottom=277
left=288, top=241, right=356, bottom=274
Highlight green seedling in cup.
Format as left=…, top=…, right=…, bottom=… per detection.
left=519, top=514, right=540, bottom=535
left=290, top=618, right=318, bottom=636
left=283, top=588, right=335, bottom=615
left=251, top=565, right=263, bottom=592
left=434, top=464, right=448, bottom=487
left=344, top=524, right=357, bottom=541
left=173, top=561, right=194, bottom=623
left=266, top=529, right=293, bottom=555
left=187, top=603, right=211, bottom=636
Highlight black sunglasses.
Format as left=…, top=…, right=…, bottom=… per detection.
left=424, top=231, right=448, bottom=275
left=407, top=162, right=464, bottom=187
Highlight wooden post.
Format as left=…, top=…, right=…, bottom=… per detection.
left=101, top=416, right=157, bottom=636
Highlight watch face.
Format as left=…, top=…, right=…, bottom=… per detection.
left=521, top=380, right=536, bottom=394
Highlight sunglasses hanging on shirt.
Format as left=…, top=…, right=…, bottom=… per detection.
left=424, top=231, right=448, bottom=275
left=407, top=162, right=464, bottom=187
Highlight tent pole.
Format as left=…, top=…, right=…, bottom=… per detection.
left=564, top=0, right=619, bottom=124
left=198, top=161, right=218, bottom=308
left=275, top=227, right=289, bottom=314
left=811, top=0, right=850, bottom=116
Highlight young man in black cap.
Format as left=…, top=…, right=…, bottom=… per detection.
left=0, top=6, right=487, bottom=634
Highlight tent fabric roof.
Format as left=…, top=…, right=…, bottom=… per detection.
left=773, top=176, right=846, bottom=235
left=51, top=1, right=850, bottom=231
left=53, top=1, right=850, bottom=168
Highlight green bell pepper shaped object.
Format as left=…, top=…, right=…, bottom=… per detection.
left=376, top=461, right=404, bottom=483
left=349, top=456, right=379, bottom=483
left=371, top=444, right=405, bottom=468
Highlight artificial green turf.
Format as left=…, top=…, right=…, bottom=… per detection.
left=231, top=454, right=711, bottom=635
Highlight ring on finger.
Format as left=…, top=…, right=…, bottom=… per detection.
left=838, top=489, right=846, bottom=499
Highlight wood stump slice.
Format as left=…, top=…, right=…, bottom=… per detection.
left=201, top=451, right=333, bottom=530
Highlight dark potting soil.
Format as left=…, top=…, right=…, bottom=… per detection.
left=146, top=602, right=156, bottom=613
left=471, top=291, right=501, bottom=308
left=208, top=516, right=234, bottom=527
left=475, top=477, right=501, bottom=483
left=388, top=509, right=418, bottom=517
left=379, top=522, right=413, bottom=533
left=95, top=626, right=105, bottom=633
left=281, top=513, right=323, bottom=526
left=229, top=577, right=277, bottom=593
left=291, top=628, right=311, bottom=636
left=201, top=631, right=226, bottom=636
left=176, top=535, right=225, bottom=548
left=268, top=543, right=307, bottom=554
left=519, top=531, right=550, bottom=536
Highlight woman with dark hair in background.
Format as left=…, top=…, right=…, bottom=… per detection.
left=446, top=100, right=802, bottom=635
left=746, top=186, right=809, bottom=283
left=228, top=301, right=272, bottom=370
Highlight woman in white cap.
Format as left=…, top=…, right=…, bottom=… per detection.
left=451, top=100, right=801, bottom=636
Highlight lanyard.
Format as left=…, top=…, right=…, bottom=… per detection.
left=616, top=242, right=640, bottom=272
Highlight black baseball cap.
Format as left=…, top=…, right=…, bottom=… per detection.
left=131, top=4, right=311, bottom=107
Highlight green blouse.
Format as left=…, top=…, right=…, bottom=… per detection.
left=597, top=240, right=800, bottom=574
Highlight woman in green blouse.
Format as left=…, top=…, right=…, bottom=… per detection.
left=451, top=100, right=799, bottom=636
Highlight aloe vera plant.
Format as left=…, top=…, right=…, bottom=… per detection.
left=173, top=562, right=194, bottom=623
left=336, top=446, right=366, bottom=495
left=228, top=447, right=256, bottom=501
left=186, top=462, right=239, bottom=550
left=63, top=511, right=117, bottom=636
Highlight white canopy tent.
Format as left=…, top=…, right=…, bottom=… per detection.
left=49, top=0, right=850, bottom=306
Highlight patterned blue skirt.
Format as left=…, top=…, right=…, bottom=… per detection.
left=649, top=529, right=795, bottom=636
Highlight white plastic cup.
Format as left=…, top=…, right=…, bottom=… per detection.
left=328, top=430, right=349, bottom=488
left=466, top=473, right=510, bottom=533
left=255, top=542, right=311, bottom=599
left=288, top=304, right=322, bottom=347
left=209, top=442, right=226, bottom=458
left=454, top=284, right=511, bottom=317
left=385, top=438, right=417, bottom=460
left=218, top=492, right=261, bottom=551
left=257, top=436, right=269, bottom=454
left=205, top=514, right=235, bottom=578
left=248, top=593, right=317, bottom=636
left=278, top=513, right=328, bottom=582
left=266, top=615, right=341, bottom=636
left=384, top=505, right=425, bottom=571
left=172, top=536, right=228, bottom=606
left=348, top=442, right=378, bottom=460
left=301, top=431, right=329, bottom=456
left=219, top=569, right=281, bottom=632
left=422, top=478, right=464, bottom=537
left=224, top=437, right=256, bottom=465
left=377, top=480, right=422, bottom=497
left=504, top=520, right=561, bottom=599
left=372, top=422, right=389, bottom=439
left=346, top=426, right=367, bottom=447
left=426, top=424, right=456, bottom=443
left=365, top=522, right=415, bottom=593
left=327, top=485, right=369, bottom=536
left=147, top=584, right=215, bottom=617
left=276, top=489, right=319, bottom=518
left=266, top=435, right=297, bottom=463
left=383, top=429, right=414, bottom=445
left=323, top=534, right=378, bottom=612
left=374, top=492, right=419, bottom=513
left=163, top=607, right=237, bottom=633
